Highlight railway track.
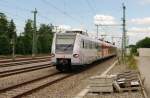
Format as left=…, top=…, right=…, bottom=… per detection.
left=0, top=72, right=73, bottom=98
left=0, top=61, right=53, bottom=77
left=0, top=64, right=53, bottom=77
left=0, top=55, right=51, bottom=63
left=0, top=58, right=50, bottom=67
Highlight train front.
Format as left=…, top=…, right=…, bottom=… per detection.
left=51, top=32, right=79, bottom=72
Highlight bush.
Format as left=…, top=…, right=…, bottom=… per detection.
left=126, top=54, right=137, bottom=69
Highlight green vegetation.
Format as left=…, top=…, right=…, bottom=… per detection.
left=128, top=45, right=138, bottom=56
left=136, top=37, right=150, bottom=48
left=126, top=54, right=137, bottom=69
left=129, top=37, right=150, bottom=56
left=125, top=37, right=150, bottom=69
left=0, top=12, right=53, bottom=55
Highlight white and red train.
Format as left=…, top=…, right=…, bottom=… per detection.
left=51, top=29, right=117, bottom=72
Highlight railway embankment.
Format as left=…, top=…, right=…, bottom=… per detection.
left=137, top=56, right=150, bottom=97
left=136, top=48, right=150, bottom=97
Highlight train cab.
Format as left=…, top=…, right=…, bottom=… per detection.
left=51, top=30, right=85, bottom=71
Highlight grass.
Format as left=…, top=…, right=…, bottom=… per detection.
left=126, top=54, right=138, bottom=69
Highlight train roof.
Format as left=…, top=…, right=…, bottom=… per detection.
left=56, top=30, right=116, bottom=48
left=65, top=29, right=88, bottom=36
left=78, top=33, right=116, bottom=47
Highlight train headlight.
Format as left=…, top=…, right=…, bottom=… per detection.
left=73, top=54, right=79, bottom=58
left=51, top=53, right=55, bottom=57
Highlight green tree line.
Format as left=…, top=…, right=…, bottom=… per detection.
left=0, top=13, right=53, bottom=55
left=129, top=37, right=150, bottom=55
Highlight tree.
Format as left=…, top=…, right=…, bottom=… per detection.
left=136, top=37, right=150, bottom=48
left=0, top=12, right=54, bottom=55
left=0, top=13, right=11, bottom=55
left=37, top=24, right=53, bottom=53
left=8, top=19, right=17, bottom=59
left=129, top=37, right=150, bottom=56
left=7, top=19, right=16, bottom=39
left=128, top=45, right=138, bottom=55
left=0, top=13, right=8, bottom=36
left=16, top=35, right=25, bottom=54
left=22, top=19, right=34, bottom=54
left=16, top=19, right=34, bottom=54
left=23, top=19, right=34, bottom=37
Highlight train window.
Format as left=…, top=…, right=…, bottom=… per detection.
left=56, top=35, right=75, bottom=53
left=96, top=43, right=98, bottom=49
left=94, top=43, right=96, bottom=49
left=91, top=42, right=94, bottom=49
left=80, top=40, right=82, bottom=48
left=98, top=45, right=101, bottom=51
left=92, top=42, right=95, bottom=49
left=86, top=41, right=88, bottom=49
left=89, top=41, right=91, bottom=49
left=84, top=40, right=87, bottom=49
left=88, top=41, right=90, bottom=49
left=87, top=40, right=89, bottom=49
left=91, top=42, right=93, bottom=49
left=86, top=40, right=89, bottom=49
left=89, top=41, right=92, bottom=49
left=95, top=43, right=98, bottom=49
left=82, top=40, right=85, bottom=48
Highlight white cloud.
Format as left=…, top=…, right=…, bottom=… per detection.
left=52, top=25, right=71, bottom=32
left=127, top=32, right=137, bottom=36
left=58, top=25, right=71, bottom=30
left=88, top=31, right=107, bottom=38
left=130, top=17, right=150, bottom=25
left=128, top=27, right=150, bottom=33
left=94, top=15, right=116, bottom=25
left=139, top=0, right=150, bottom=5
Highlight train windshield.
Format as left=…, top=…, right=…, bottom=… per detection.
left=56, top=35, right=76, bottom=53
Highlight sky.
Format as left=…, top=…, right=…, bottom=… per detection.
left=0, top=0, right=150, bottom=46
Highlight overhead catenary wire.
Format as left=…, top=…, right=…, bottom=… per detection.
left=0, top=0, right=31, bottom=12
left=85, top=0, right=122, bottom=40
left=85, top=0, right=96, bottom=14
left=0, top=9, right=41, bottom=34
left=0, top=0, right=86, bottom=31
left=0, top=0, right=79, bottom=31
left=84, top=0, right=110, bottom=38
left=41, top=0, right=83, bottom=24
left=0, top=0, right=54, bottom=25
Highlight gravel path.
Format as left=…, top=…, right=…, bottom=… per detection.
left=21, top=58, right=116, bottom=98
left=107, top=63, right=129, bottom=75
left=84, top=61, right=144, bottom=98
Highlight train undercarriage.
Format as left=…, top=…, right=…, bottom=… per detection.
left=56, top=58, right=72, bottom=72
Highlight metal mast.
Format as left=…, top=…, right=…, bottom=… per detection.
left=32, top=8, right=38, bottom=57
left=122, top=3, right=126, bottom=61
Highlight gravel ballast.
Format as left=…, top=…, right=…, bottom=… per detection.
left=22, top=58, right=116, bottom=98
left=0, top=66, right=57, bottom=91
